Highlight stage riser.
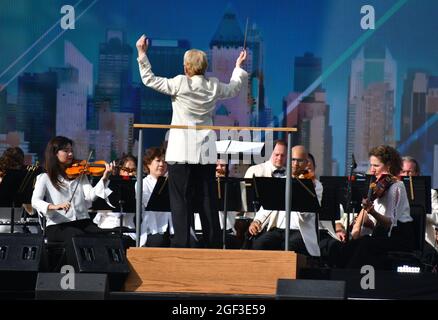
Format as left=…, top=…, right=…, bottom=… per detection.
left=124, top=248, right=306, bottom=296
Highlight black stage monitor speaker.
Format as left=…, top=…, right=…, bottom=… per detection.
left=35, top=272, right=108, bottom=300
left=0, top=233, right=44, bottom=291
left=331, top=268, right=438, bottom=300
left=69, top=235, right=130, bottom=291
left=276, top=279, right=346, bottom=300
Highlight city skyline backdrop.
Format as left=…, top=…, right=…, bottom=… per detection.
left=0, top=0, right=437, bottom=185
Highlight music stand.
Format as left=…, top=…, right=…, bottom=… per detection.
left=147, top=176, right=245, bottom=249
left=318, top=177, right=343, bottom=221
left=253, top=177, right=320, bottom=212
left=318, top=175, right=370, bottom=240
left=216, top=139, right=264, bottom=249
left=91, top=176, right=137, bottom=238
left=216, top=176, right=245, bottom=249
left=400, top=176, right=432, bottom=214
left=250, top=177, right=321, bottom=250
left=145, top=176, right=176, bottom=212
left=0, top=168, right=42, bottom=233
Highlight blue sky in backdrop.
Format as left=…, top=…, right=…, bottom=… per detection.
left=1, top=0, right=438, bottom=173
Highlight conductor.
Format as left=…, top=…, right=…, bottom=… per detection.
left=136, top=34, right=248, bottom=248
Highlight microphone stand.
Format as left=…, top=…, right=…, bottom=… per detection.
left=345, top=154, right=357, bottom=243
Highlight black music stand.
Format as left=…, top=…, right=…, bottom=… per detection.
left=91, top=176, right=137, bottom=238
left=0, top=169, right=42, bottom=233
left=243, top=176, right=261, bottom=214
left=216, top=176, right=244, bottom=249
left=145, top=176, right=175, bottom=212
left=253, top=177, right=320, bottom=212
left=147, top=176, right=243, bottom=249
left=400, top=176, right=432, bottom=214
left=318, top=177, right=342, bottom=222
left=319, top=175, right=371, bottom=240
left=249, top=177, right=321, bottom=249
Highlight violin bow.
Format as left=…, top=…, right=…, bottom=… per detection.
left=18, top=161, right=39, bottom=193
left=293, top=173, right=317, bottom=198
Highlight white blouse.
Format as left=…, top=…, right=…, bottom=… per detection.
left=425, top=189, right=438, bottom=249
left=136, top=175, right=174, bottom=247
left=31, top=173, right=112, bottom=227
left=373, top=180, right=412, bottom=235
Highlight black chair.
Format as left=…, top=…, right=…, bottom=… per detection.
left=36, top=211, right=66, bottom=272
left=385, top=205, right=426, bottom=270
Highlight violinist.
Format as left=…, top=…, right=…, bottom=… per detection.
left=247, top=145, right=322, bottom=256
left=332, top=145, right=414, bottom=269
left=31, top=136, right=113, bottom=264
left=115, top=154, right=137, bottom=177
left=93, top=154, right=137, bottom=247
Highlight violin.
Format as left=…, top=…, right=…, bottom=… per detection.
left=297, top=169, right=315, bottom=180
left=65, top=160, right=107, bottom=179
left=368, top=174, right=396, bottom=201
left=351, top=174, right=397, bottom=239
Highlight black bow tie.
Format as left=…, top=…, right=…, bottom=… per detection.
left=272, top=169, right=286, bottom=177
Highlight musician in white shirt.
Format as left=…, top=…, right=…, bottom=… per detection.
left=333, top=145, right=414, bottom=269
left=247, top=144, right=321, bottom=256
left=138, top=147, right=174, bottom=247
left=31, top=136, right=113, bottom=266
left=136, top=34, right=247, bottom=248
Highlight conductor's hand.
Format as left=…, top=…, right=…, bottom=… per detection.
left=235, top=49, right=247, bottom=68
left=49, top=202, right=71, bottom=211
left=136, top=34, right=149, bottom=59
left=248, top=220, right=262, bottom=236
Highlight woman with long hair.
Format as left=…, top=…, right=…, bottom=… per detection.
left=31, top=136, right=113, bottom=254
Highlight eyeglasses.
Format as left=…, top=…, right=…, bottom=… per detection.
left=120, top=167, right=136, bottom=174
left=292, top=158, right=307, bottom=164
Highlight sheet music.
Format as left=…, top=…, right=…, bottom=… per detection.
left=218, top=140, right=264, bottom=155
left=215, top=140, right=231, bottom=154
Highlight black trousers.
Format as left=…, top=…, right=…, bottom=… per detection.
left=168, top=163, right=222, bottom=248
left=45, top=219, right=108, bottom=270
left=45, top=219, right=105, bottom=243
left=329, top=221, right=415, bottom=269
left=251, top=228, right=309, bottom=255
left=144, top=229, right=171, bottom=248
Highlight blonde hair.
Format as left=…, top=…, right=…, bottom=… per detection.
left=184, top=49, right=208, bottom=76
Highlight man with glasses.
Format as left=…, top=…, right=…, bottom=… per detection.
left=247, top=145, right=322, bottom=256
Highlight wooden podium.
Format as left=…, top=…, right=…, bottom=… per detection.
left=124, top=248, right=305, bottom=296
